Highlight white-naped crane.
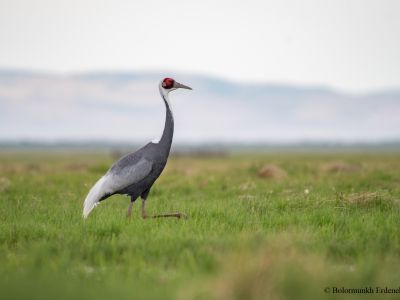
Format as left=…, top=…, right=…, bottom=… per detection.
left=83, top=78, right=192, bottom=219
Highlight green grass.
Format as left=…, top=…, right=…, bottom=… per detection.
left=1, top=152, right=400, bottom=299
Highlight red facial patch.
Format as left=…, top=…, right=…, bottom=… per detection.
left=162, top=78, right=175, bottom=89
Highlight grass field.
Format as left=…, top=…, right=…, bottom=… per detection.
left=1, top=151, right=400, bottom=300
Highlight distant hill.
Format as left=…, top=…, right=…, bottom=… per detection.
left=0, top=69, right=399, bottom=143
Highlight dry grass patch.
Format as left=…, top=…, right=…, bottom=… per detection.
left=258, top=165, right=287, bottom=179
left=0, top=177, right=11, bottom=192
left=321, top=161, right=361, bottom=174
left=346, top=192, right=381, bottom=205
left=180, top=232, right=335, bottom=300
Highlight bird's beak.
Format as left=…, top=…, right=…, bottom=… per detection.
left=174, top=82, right=192, bottom=90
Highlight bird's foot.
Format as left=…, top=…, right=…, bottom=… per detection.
left=143, top=212, right=188, bottom=219
left=169, top=212, right=188, bottom=219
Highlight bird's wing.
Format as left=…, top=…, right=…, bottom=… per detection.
left=83, top=158, right=153, bottom=218
left=107, top=158, right=153, bottom=193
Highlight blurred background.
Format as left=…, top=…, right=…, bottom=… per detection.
left=0, top=0, right=399, bottom=151
left=2, top=2, right=400, bottom=299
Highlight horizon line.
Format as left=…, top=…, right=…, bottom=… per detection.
left=1, top=66, right=400, bottom=96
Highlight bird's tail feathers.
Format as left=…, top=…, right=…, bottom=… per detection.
left=83, top=176, right=108, bottom=218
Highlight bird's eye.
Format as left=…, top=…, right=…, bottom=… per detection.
left=162, top=78, right=175, bottom=89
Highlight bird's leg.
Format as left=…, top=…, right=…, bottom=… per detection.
left=141, top=198, right=148, bottom=219
left=127, top=196, right=136, bottom=218
left=127, top=202, right=134, bottom=218
left=141, top=199, right=187, bottom=219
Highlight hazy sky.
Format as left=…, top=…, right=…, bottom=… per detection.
left=1, top=0, right=399, bottom=92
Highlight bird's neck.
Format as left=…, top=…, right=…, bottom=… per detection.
left=159, top=94, right=174, bottom=154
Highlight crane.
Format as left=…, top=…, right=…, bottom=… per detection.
left=83, top=77, right=192, bottom=219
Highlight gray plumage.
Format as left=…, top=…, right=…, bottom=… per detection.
left=83, top=79, right=191, bottom=218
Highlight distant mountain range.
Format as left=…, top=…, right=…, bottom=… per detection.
left=0, top=69, right=399, bottom=144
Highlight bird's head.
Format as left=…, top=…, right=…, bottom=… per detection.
left=159, top=77, right=192, bottom=97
